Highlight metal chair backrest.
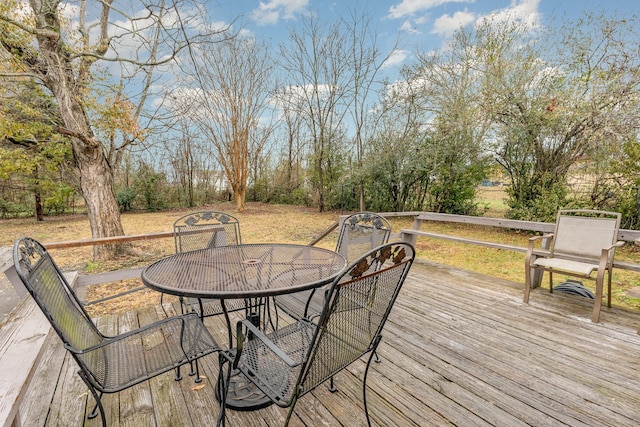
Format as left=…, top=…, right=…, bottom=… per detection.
left=552, top=210, right=621, bottom=262
left=299, top=242, right=414, bottom=395
left=13, top=237, right=103, bottom=353
left=173, top=211, right=241, bottom=253
left=336, top=212, right=392, bottom=264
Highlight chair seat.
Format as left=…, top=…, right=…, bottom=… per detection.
left=83, top=314, right=219, bottom=391
left=234, top=321, right=316, bottom=404
left=533, top=257, right=598, bottom=277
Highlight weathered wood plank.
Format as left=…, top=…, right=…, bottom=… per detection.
left=416, top=212, right=552, bottom=233
left=43, top=231, right=175, bottom=250
left=43, top=348, right=89, bottom=426
left=411, top=211, right=640, bottom=242
left=401, top=228, right=640, bottom=273
left=15, top=331, right=66, bottom=426
left=161, top=304, right=221, bottom=427
left=393, top=263, right=640, bottom=426
left=75, top=267, right=144, bottom=288
left=91, top=315, right=119, bottom=427
left=137, top=306, right=192, bottom=427
left=11, top=260, right=640, bottom=426
left=400, top=228, right=527, bottom=252
left=117, top=310, right=156, bottom=427
left=0, top=295, right=50, bottom=427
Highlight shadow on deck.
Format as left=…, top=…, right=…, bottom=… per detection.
left=15, top=260, right=640, bottom=426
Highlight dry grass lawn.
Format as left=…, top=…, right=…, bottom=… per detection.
left=3, top=198, right=640, bottom=316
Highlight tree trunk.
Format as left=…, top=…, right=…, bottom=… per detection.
left=29, top=0, right=126, bottom=259
left=33, top=170, right=44, bottom=221
left=51, top=87, right=126, bottom=259
left=34, top=191, right=44, bottom=222
left=234, top=187, right=246, bottom=212
left=76, top=145, right=126, bottom=258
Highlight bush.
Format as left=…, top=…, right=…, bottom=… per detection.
left=0, top=198, right=16, bottom=218
left=505, top=179, right=569, bottom=222
left=116, top=188, right=137, bottom=212
left=44, top=184, right=76, bottom=215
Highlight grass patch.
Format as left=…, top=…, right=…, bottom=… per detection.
left=2, top=198, right=640, bottom=315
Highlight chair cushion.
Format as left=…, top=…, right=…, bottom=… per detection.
left=533, top=257, right=598, bottom=276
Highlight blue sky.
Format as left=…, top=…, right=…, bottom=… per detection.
left=207, top=0, right=638, bottom=77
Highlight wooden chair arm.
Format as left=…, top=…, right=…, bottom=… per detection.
left=608, top=241, right=625, bottom=250
left=527, top=233, right=554, bottom=245
left=599, top=241, right=625, bottom=267
left=526, top=233, right=554, bottom=262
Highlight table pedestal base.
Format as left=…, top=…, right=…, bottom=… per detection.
left=217, top=369, right=273, bottom=411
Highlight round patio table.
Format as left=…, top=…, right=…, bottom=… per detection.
left=141, top=243, right=347, bottom=410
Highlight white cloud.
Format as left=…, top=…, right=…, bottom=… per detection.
left=389, top=0, right=541, bottom=43
left=383, top=49, right=411, bottom=69
left=478, top=0, right=541, bottom=30
left=251, top=0, right=309, bottom=26
left=389, top=0, right=473, bottom=19
left=432, top=10, right=476, bottom=37
left=399, top=20, right=421, bottom=35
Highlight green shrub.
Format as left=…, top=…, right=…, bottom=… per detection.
left=116, top=188, right=137, bottom=212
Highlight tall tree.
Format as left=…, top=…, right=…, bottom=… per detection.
left=0, top=80, right=73, bottom=219
left=471, top=14, right=640, bottom=221
left=175, top=36, right=275, bottom=212
left=279, top=15, right=352, bottom=212
left=0, top=0, right=230, bottom=258
left=341, top=8, right=399, bottom=211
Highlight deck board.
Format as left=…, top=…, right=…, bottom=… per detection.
left=17, top=259, right=640, bottom=426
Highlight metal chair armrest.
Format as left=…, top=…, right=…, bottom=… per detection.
left=66, top=313, right=205, bottom=355
left=235, top=319, right=298, bottom=369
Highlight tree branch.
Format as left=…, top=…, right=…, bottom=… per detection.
left=54, top=126, right=93, bottom=144
left=0, top=12, right=59, bottom=40
left=0, top=71, right=44, bottom=81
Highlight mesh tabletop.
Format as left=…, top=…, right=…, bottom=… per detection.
left=142, top=243, right=347, bottom=299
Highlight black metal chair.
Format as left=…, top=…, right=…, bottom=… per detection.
left=170, top=211, right=246, bottom=319
left=174, top=210, right=242, bottom=252
left=217, top=241, right=415, bottom=427
left=275, top=211, right=392, bottom=320
left=13, top=237, right=221, bottom=427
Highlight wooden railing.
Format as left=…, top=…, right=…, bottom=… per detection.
left=394, top=212, right=640, bottom=273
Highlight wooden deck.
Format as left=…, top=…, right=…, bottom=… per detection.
left=15, top=260, right=640, bottom=426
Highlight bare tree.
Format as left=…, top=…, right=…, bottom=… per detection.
left=341, top=8, right=400, bottom=211
left=274, top=90, right=306, bottom=193
left=0, top=0, right=230, bottom=258
left=279, top=17, right=352, bottom=212
left=177, top=36, right=276, bottom=212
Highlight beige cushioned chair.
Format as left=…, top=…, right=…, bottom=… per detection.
left=523, top=209, right=623, bottom=322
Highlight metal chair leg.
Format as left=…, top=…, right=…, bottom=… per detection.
left=362, top=342, right=381, bottom=427
left=328, top=375, right=337, bottom=392
left=194, top=359, right=203, bottom=383
left=79, top=370, right=107, bottom=427
left=216, top=354, right=232, bottom=427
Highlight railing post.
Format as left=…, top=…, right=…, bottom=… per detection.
left=401, top=216, right=422, bottom=246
